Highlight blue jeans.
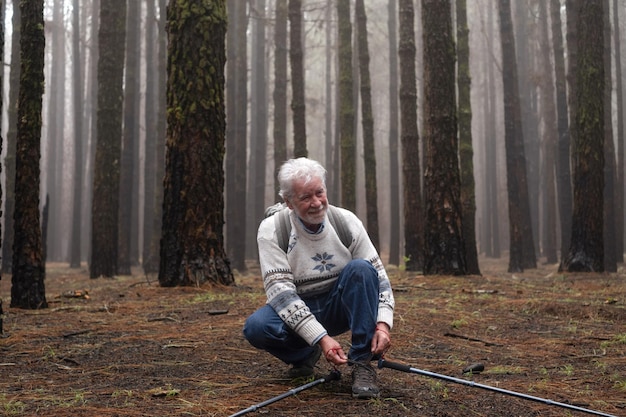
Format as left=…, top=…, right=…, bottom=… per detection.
left=243, top=259, right=379, bottom=364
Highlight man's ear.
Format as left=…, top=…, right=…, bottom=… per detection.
left=284, top=198, right=294, bottom=210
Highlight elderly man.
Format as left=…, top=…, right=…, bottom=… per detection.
left=243, top=157, right=394, bottom=399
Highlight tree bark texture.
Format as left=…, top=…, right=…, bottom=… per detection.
left=11, top=0, right=47, bottom=309
left=289, top=0, right=307, bottom=158
left=538, top=0, right=558, bottom=264
left=562, top=0, right=605, bottom=272
left=225, top=0, right=247, bottom=273
left=612, top=0, right=624, bottom=263
left=70, top=0, right=83, bottom=268
left=119, top=0, right=141, bottom=274
left=159, top=0, right=234, bottom=287
left=387, top=0, right=401, bottom=266
left=398, top=0, right=423, bottom=271
left=422, top=0, right=466, bottom=275
left=602, top=0, right=616, bottom=272
left=355, top=0, right=380, bottom=250
left=143, top=0, right=167, bottom=274
left=2, top=3, right=20, bottom=274
left=273, top=0, right=288, bottom=201
left=456, top=0, right=480, bottom=275
left=498, top=0, right=536, bottom=272
left=337, top=0, right=356, bottom=211
left=550, top=0, right=572, bottom=261
left=90, top=0, right=126, bottom=278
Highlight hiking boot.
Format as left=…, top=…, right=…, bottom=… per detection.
left=288, top=345, right=321, bottom=378
left=351, top=361, right=380, bottom=399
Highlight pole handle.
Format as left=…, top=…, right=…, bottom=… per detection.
left=378, top=358, right=412, bottom=373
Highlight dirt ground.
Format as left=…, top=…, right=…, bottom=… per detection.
left=1, top=257, right=626, bottom=417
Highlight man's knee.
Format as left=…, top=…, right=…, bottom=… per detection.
left=343, top=259, right=377, bottom=283
left=243, top=311, right=264, bottom=346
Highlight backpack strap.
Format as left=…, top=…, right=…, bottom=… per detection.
left=272, top=204, right=353, bottom=253
left=327, top=206, right=352, bottom=249
left=274, top=207, right=291, bottom=253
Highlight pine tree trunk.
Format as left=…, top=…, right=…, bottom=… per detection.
left=69, top=0, right=83, bottom=268
left=2, top=3, right=20, bottom=274
left=159, top=0, right=234, bottom=287
left=225, top=0, right=247, bottom=273
left=550, top=0, right=572, bottom=261
left=143, top=0, right=167, bottom=274
left=561, top=0, right=605, bottom=272
left=422, top=0, right=466, bottom=275
left=289, top=0, right=307, bottom=158
left=456, top=0, right=480, bottom=275
left=119, top=0, right=140, bottom=275
left=355, top=0, right=380, bottom=250
left=498, top=0, right=536, bottom=272
left=538, top=0, right=558, bottom=264
left=387, top=0, right=400, bottom=266
left=11, top=0, right=47, bottom=309
left=90, top=0, right=126, bottom=278
left=273, top=0, right=288, bottom=202
left=613, top=0, right=624, bottom=263
left=337, top=0, right=356, bottom=211
left=398, top=0, right=423, bottom=271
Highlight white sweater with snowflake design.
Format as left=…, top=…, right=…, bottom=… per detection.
left=257, top=205, right=395, bottom=346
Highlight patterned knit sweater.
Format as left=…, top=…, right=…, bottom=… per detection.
left=257, top=205, right=395, bottom=346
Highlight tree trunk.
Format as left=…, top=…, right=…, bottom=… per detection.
left=143, top=0, right=167, bottom=274
left=142, top=0, right=157, bottom=269
left=561, top=0, right=605, bottom=272
left=273, top=0, right=288, bottom=202
left=2, top=2, right=20, bottom=273
left=498, top=0, right=536, bottom=272
left=324, top=0, right=336, bottom=204
left=11, top=0, right=47, bottom=309
left=538, top=0, right=558, bottom=264
left=225, top=0, right=247, bottom=273
left=422, top=0, right=466, bottom=275
left=247, top=0, right=267, bottom=261
left=69, top=0, right=83, bottom=268
left=513, top=1, right=540, bottom=267
left=484, top=3, right=500, bottom=259
left=387, top=0, right=400, bottom=266
left=398, top=0, right=423, bottom=271
left=355, top=0, right=379, bottom=250
left=289, top=0, right=307, bottom=158
left=550, top=0, right=572, bottom=261
left=337, top=0, right=355, bottom=211
left=46, top=0, right=65, bottom=262
left=119, top=0, right=140, bottom=275
left=90, top=0, right=126, bottom=278
left=603, top=0, right=616, bottom=272
left=0, top=0, right=5, bottom=293
left=613, top=0, right=624, bottom=263
left=159, top=0, right=234, bottom=287
left=457, top=0, right=480, bottom=275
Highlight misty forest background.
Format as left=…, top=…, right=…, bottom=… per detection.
left=1, top=0, right=624, bottom=309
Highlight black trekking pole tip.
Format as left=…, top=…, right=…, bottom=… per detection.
left=462, top=363, right=485, bottom=375
left=326, top=369, right=341, bottom=382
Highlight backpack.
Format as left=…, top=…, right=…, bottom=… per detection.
left=264, top=203, right=353, bottom=253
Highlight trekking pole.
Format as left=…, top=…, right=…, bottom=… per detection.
left=228, top=370, right=341, bottom=417
left=378, top=358, right=619, bottom=417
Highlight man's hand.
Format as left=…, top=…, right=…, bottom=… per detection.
left=319, top=335, right=348, bottom=366
left=371, top=322, right=391, bottom=356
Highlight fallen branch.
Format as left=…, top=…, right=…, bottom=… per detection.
left=444, top=332, right=503, bottom=347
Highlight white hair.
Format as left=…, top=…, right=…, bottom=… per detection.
left=277, top=157, right=327, bottom=200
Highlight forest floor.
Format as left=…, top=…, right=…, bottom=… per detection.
left=1, top=256, right=626, bottom=417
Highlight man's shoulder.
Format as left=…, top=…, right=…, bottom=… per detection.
left=328, top=205, right=360, bottom=225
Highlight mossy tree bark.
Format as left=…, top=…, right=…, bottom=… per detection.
left=159, top=0, right=233, bottom=287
